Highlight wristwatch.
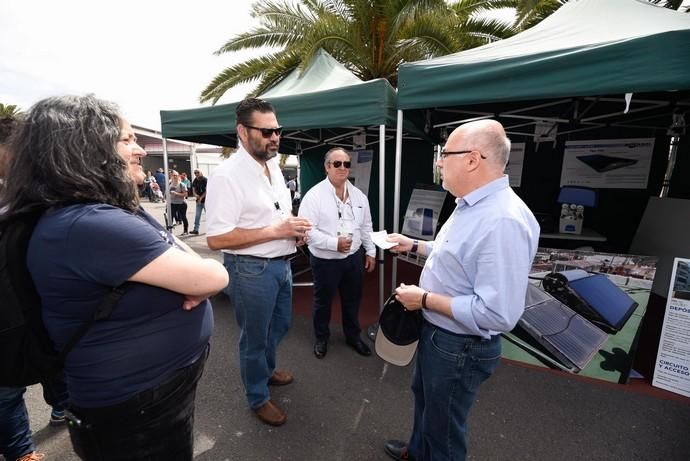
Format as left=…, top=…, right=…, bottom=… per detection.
left=411, top=239, right=419, bottom=253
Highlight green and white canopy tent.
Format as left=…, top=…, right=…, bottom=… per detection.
left=161, top=49, right=426, bottom=309
left=161, top=49, right=400, bottom=149
left=392, top=0, right=690, bottom=234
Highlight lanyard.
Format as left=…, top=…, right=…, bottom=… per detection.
left=334, top=186, right=352, bottom=219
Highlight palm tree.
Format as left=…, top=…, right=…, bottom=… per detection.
left=200, top=0, right=517, bottom=104
left=0, top=103, right=22, bottom=118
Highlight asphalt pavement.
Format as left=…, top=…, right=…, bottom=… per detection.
left=14, top=200, right=690, bottom=461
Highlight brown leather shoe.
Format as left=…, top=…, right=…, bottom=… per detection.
left=253, top=399, right=287, bottom=426
left=268, top=370, right=294, bottom=386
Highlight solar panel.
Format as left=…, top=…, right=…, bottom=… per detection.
left=568, top=274, right=638, bottom=330
left=543, top=269, right=639, bottom=333
left=517, top=284, right=609, bottom=372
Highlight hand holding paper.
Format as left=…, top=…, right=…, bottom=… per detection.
left=370, top=231, right=399, bottom=250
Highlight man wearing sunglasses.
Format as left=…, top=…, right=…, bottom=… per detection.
left=383, top=120, right=539, bottom=461
left=298, top=147, right=376, bottom=360
left=205, top=98, right=312, bottom=427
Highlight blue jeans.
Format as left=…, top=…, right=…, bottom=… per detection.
left=408, top=321, right=501, bottom=461
left=67, top=347, right=207, bottom=461
left=0, top=374, right=68, bottom=459
left=193, top=202, right=204, bottom=232
left=223, top=254, right=292, bottom=408
left=309, top=248, right=364, bottom=341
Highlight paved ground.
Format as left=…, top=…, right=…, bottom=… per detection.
left=13, top=200, right=690, bottom=461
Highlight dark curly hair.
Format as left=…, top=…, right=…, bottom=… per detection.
left=0, top=94, right=140, bottom=219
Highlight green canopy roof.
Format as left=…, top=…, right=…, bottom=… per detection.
left=398, top=0, right=690, bottom=110
left=160, top=49, right=398, bottom=146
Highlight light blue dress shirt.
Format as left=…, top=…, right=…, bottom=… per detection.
left=420, top=175, right=540, bottom=338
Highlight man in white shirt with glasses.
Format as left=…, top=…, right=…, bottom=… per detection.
left=298, top=147, right=376, bottom=360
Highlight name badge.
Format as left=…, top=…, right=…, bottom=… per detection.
left=337, top=218, right=354, bottom=238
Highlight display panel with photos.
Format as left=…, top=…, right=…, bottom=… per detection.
left=503, top=248, right=657, bottom=384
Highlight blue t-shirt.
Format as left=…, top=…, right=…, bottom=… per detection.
left=27, top=204, right=213, bottom=407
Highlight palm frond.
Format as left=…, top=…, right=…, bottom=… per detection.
left=200, top=53, right=287, bottom=104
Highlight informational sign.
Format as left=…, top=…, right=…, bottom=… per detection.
left=653, top=257, right=690, bottom=397
left=397, top=187, right=446, bottom=267
left=353, top=133, right=367, bottom=150
left=348, top=150, right=373, bottom=196
left=507, top=142, right=525, bottom=187
left=560, top=138, right=654, bottom=189
left=401, top=188, right=446, bottom=240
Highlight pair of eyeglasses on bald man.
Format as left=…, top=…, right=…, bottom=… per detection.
left=244, top=124, right=283, bottom=138
left=328, top=160, right=351, bottom=169
left=439, top=149, right=487, bottom=160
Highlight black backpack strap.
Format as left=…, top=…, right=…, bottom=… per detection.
left=58, top=282, right=132, bottom=361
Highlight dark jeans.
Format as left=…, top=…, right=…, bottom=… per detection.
left=171, top=202, right=188, bottom=232
left=0, top=373, right=68, bottom=459
left=67, top=347, right=208, bottom=461
left=309, top=248, right=364, bottom=341
left=408, top=321, right=501, bottom=461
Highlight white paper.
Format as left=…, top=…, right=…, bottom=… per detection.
left=370, top=230, right=399, bottom=250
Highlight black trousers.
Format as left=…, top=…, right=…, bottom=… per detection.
left=170, top=202, right=188, bottom=232
left=309, top=248, right=364, bottom=341
left=67, top=346, right=208, bottom=461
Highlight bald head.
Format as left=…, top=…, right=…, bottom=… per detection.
left=438, top=119, right=510, bottom=197
left=451, top=119, right=511, bottom=171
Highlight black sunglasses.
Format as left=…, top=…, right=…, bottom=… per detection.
left=440, top=149, right=487, bottom=160
left=329, top=160, right=352, bottom=169
left=244, top=124, right=283, bottom=138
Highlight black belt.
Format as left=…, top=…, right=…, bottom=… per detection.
left=235, top=253, right=296, bottom=261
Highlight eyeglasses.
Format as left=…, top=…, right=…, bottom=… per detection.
left=329, top=160, right=352, bottom=169
left=244, top=124, right=283, bottom=138
left=193, top=171, right=200, bottom=175
left=440, top=149, right=487, bottom=160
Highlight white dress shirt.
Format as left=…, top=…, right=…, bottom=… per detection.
left=205, top=146, right=295, bottom=257
left=298, top=178, right=375, bottom=259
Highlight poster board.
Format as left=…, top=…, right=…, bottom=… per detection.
left=507, top=142, right=525, bottom=187
left=503, top=248, right=657, bottom=384
left=401, top=188, right=446, bottom=239
left=348, top=150, right=372, bottom=196
left=560, top=138, right=654, bottom=189
left=398, top=187, right=446, bottom=267
left=652, top=258, right=690, bottom=397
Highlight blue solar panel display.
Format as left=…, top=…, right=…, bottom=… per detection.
left=519, top=284, right=609, bottom=372
left=568, top=274, right=638, bottom=330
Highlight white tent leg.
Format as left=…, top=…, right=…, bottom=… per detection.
left=378, top=124, right=386, bottom=312
left=392, top=110, right=403, bottom=292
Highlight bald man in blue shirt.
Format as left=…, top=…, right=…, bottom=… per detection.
left=384, top=119, right=539, bottom=461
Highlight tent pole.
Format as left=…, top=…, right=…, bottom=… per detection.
left=378, top=124, right=385, bottom=313
left=392, top=110, right=403, bottom=292
left=659, top=110, right=685, bottom=198
left=163, top=138, right=172, bottom=230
